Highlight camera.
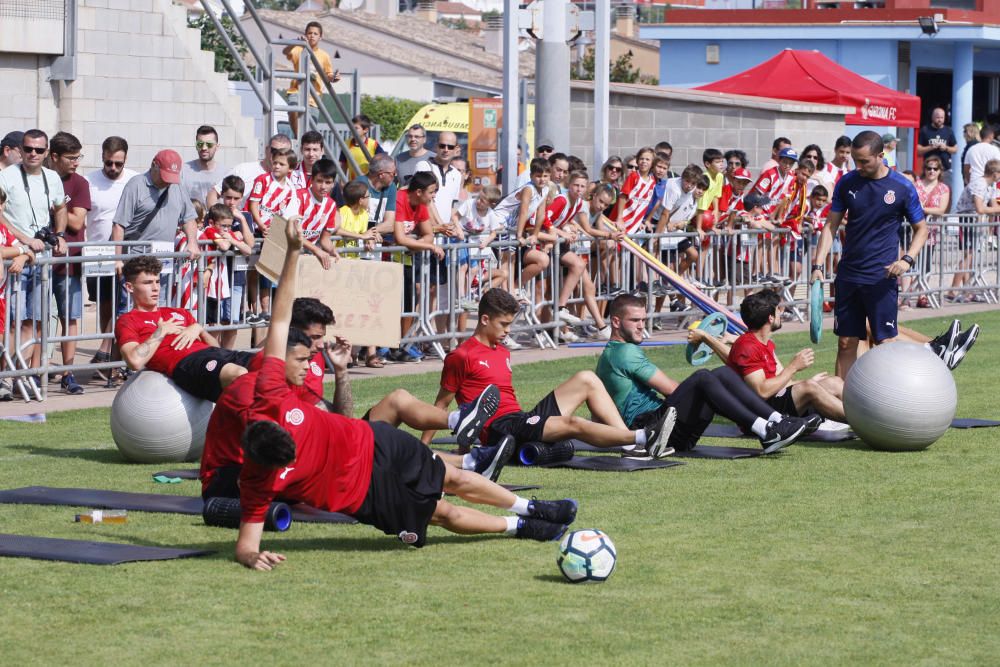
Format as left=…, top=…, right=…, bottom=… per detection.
left=34, top=227, right=60, bottom=248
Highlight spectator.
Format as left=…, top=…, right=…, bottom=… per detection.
left=217, top=174, right=252, bottom=346
left=48, top=132, right=91, bottom=395
left=799, top=144, right=826, bottom=192
left=650, top=165, right=707, bottom=312
left=949, top=158, right=1000, bottom=302
left=283, top=20, right=338, bottom=139
left=0, top=129, right=69, bottom=372
left=453, top=185, right=506, bottom=307
left=916, top=156, right=951, bottom=217
left=396, top=124, right=434, bottom=187
left=589, top=156, right=624, bottom=219
left=415, top=130, right=463, bottom=230
left=295, top=130, right=325, bottom=190
left=882, top=133, right=899, bottom=170
left=693, top=148, right=727, bottom=280
left=0, top=188, right=36, bottom=400
left=724, top=149, right=748, bottom=173
left=547, top=152, right=571, bottom=195
left=643, top=153, right=672, bottom=231
left=183, top=125, right=226, bottom=204
left=760, top=137, right=791, bottom=173
left=84, top=136, right=136, bottom=379
left=959, top=122, right=981, bottom=176
left=450, top=156, right=472, bottom=202
left=207, top=133, right=292, bottom=209
left=293, top=157, right=340, bottom=270
left=1, top=131, right=23, bottom=169
left=358, top=153, right=397, bottom=239
left=496, top=158, right=553, bottom=305
left=201, top=203, right=253, bottom=347
left=963, top=123, right=1000, bottom=183
left=535, top=139, right=554, bottom=161
left=822, top=135, right=853, bottom=187
left=343, top=113, right=385, bottom=180
left=917, top=107, right=958, bottom=175
left=614, top=146, right=656, bottom=236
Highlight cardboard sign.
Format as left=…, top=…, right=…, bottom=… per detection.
left=256, top=218, right=403, bottom=347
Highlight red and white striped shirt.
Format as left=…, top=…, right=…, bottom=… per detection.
left=619, top=171, right=656, bottom=234
left=0, top=221, right=15, bottom=298
left=172, top=231, right=199, bottom=313
left=294, top=188, right=337, bottom=242
left=823, top=161, right=851, bottom=185
left=545, top=194, right=585, bottom=229
left=751, top=166, right=793, bottom=214
left=200, top=226, right=234, bottom=300
left=246, top=173, right=299, bottom=231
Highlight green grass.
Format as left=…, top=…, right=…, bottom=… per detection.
left=2, top=312, right=1000, bottom=665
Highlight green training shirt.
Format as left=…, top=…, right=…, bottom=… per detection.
left=595, top=340, right=663, bottom=426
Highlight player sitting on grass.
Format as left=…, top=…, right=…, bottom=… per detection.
left=596, top=294, right=820, bottom=454
left=422, top=289, right=678, bottom=459
left=202, top=299, right=510, bottom=501
left=233, top=217, right=579, bottom=570
left=115, top=255, right=253, bottom=401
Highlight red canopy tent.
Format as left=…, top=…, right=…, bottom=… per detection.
left=694, top=49, right=921, bottom=128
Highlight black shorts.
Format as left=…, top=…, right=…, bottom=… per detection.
left=171, top=347, right=255, bottom=402
left=677, top=238, right=694, bottom=253
left=630, top=399, right=710, bottom=452
left=202, top=464, right=241, bottom=501
left=766, top=387, right=800, bottom=417
left=352, top=421, right=446, bottom=548
left=486, top=391, right=562, bottom=446
left=86, top=275, right=115, bottom=305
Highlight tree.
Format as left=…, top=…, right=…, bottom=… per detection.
left=573, top=48, right=658, bottom=86
left=189, top=13, right=250, bottom=82
left=360, top=96, right=425, bottom=143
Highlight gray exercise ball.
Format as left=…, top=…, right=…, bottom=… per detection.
left=843, top=342, right=956, bottom=452
left=110, top=371, right=213, bottom=463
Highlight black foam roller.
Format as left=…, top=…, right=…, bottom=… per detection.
left=203, top=497, right=293, bottom=532
left=517, top=440, right=576, bottom=466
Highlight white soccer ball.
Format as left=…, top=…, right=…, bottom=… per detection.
left=557, top=529, right=617, bottom=584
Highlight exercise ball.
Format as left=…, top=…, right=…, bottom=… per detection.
left=843, top=342, right=956, bottom=452
left=110, top=371, right=214, bottom=463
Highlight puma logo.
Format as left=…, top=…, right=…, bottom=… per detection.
left=279, top=467, right=295, bottom=480
left=478, top=360, right=490, bottom=369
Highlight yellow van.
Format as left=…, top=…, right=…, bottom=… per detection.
left=392, top=101, right=536, bottom=162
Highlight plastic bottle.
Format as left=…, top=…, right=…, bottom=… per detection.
left=74, top=509, right=128, bottom=524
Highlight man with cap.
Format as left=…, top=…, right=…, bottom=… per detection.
left=535, top=140, right=554, bottom=161
left=111, top=149, right=199, bottom=305
left=881, top=133, right=898, bottom=170
left=751, top=146, right=797, bottom=216
left=0, top=131, right=23, bottom=169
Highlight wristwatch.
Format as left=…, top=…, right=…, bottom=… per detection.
left=901, top=254, right=915, bottom=266
left=811, top=263, right=824, bottom=273
left=55, top=231, right=66, bottom=238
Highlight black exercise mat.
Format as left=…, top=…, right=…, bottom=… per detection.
left=951, top=418, right=1000, bottom=428
left=539, top=456, right=684, bottom=472
left=153, top=469, right=200, bottom=480
left=0, top=534, right=213, bottom=565
left=673, top=446, right=763, bottom=459
left=701, top=423, right=857, bottom=443
left=0, top=487, right=357, bottom=525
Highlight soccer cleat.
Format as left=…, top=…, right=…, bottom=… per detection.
left=454, top=384, right=501, bottom=448
left=759, top=416, right=812, bottom=454
left=60, top=372, right=84, bottom=395
left=557, top=308, right=583, bottom=326
left=947, top=323, right=979, bottom=371
left=558, top=329, right=580, bottom=343
left=469, top=435, right=515, bottom=482
left=644, top=406, right=678, bottom=459
left=527, top=498, right=578, bottom=526
left=515, top=517, right=569, bottom=542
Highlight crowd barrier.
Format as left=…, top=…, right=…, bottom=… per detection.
left=1, top=215, right=996, bottom=401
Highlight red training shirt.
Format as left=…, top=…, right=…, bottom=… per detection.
left=726, top=332, right=778, bottom=380
left=248, top=349, right=325, bottom=402
left=114, top=307, right=209, bottom=375
left=200, top=370, right=257, bottom=492
left=441, top=336, right=521, bottom=442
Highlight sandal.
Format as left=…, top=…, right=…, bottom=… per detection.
left=366, top=357, right=386, bottom=369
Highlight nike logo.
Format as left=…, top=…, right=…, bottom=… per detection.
left=279, top=466, right=295, bottom=480
left=478, top=360, right=490, bottom=368
left=580, top=533, right=604, bottom=543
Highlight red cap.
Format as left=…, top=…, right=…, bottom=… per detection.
left=732, top=167, right=752, bottom=181
left=153, top=149, right=183, bottom=184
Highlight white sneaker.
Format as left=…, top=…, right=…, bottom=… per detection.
left=513, top=288, right=531, bottom=303
left=597, top=325, right=611, bottom=341
left=559, top=329, right=580, bottom=343
left=502, top=336, right=523, bottom=350
left=557, top=308, right=583, bottom=326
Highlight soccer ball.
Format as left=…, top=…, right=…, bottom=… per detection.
left=557, top=529, right=617, bottom=583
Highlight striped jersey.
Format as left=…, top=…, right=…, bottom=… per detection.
left=294, top=188, right=337, bottom=241
left=751, top=166, right=794, bottom=213
left=619, top=171, right=656, bottom=234
left=546, top=193, right=585, bottom=229
left=246, top=173, right=299, bottom=231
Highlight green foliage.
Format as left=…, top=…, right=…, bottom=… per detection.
left=188, top=13, right=250, bottom=82
left=256, top=0, right=304, bottom=9
left=574, top=48, right=658, bottom=86
left=359, top=95, right=425, bottom=142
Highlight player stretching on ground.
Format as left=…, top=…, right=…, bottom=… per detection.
left=234, top=218, right=580, bottom=570
left=596, top=295, right=820, bottom=454
left=423, top=289, right=678, bottom=459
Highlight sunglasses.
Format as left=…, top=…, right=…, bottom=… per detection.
left=104, top=160, right=125, bottom=168
left=607, top=165, right=622, bottom=172
left=627, top=164, right=638, bottom=169
left=926, top=166, right=941, bottom=172
left=196, top=141, right=216, bottom=149
left=22, top=146, right=46, bottom=155
left=438, top=143, right=457, bottom=150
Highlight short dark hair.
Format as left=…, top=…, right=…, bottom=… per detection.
left=206, top=203, right=233, bottom=224
left=680, top=164, right=704, bottom=182
left=702, top=148, right=723, bottom=164
left=742, top=192, right=769, bottom=211
left=529, top=157, right=551, bottom=175
left=305, top=20, right=323, bottom=35
left=810, top=184, right=829, bottom=199
left=300, top=130, right=323, bottom=147
left=834, top=135, right=852, bottom=150
left=311, top=157, right=337, bottom=181
left=271, top=146, right=299, bottom=170
left=123, top=256, right=163, bottom=283
left=408, top=171, right=436, bottom=192
left=291, top=297, right=335, bottom=330
left=695, top=174, right=711, bottom=190
left=548, top=152, right=568, bottom=167
left=351, top=114, right=372, bottom=131
left=196, top=125, right=218, bottom=141
left=723, top=149, right=747, bottom=168
left=49, top=131, right=82, bottom=156
left=221, top=174, right=245, bottom=194
left=243, top=421, right=296, bottom=468
left=852, top=130, right=883, bottom=156
left=654, top=141, right=673, bottom=155
left=740, top=289, right=782, bottom=330
left=102, top=136, right=129, bottom=156
left=23, top=129, right=48, bottom=145
left=287, top=327, right=314, bottom=351
left=343, top=179, right=368, bottom=205
left=773, top=137, right=791, bottom=150
left=608, top=294, right=646, bottom=321
left=478, top=289, right=519, bottom=319
left=567, top=155, right=587, bottom=173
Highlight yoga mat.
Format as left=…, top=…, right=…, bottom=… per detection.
left=950, top=418, right=1000, bottom=428
left=673, top=446, right=763, bottom=460
left=0, top=534, right=213, bottom=565
left=0, top=487, right=357, bottom=525
left=701, top=423, right=857, bottom=443
left=539, top=455, right=685, bottom=472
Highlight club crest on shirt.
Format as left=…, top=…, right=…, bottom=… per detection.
left=526, top=415, right=541, bottom=425
left=884, top=190, right=896, bottom=205
left=205, top=360, right=218, bottom=372
left=310, top=361, right=322, bottom=376
left=286, top=408, right=305, bottom=426
left=398, top=530, right=419, bottom=544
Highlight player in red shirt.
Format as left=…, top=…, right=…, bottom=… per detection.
left=234, top=218, right=580, bottom=570
left=114, top=255, right=254, bottom=401
left=423, top=289, right=678, bottom=459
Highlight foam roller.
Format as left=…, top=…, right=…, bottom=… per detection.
left=517, top=440, right=575, bottom=466
left=203, top=496, right=293, bottom=532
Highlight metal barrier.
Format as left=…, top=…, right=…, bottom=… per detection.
left=2, top=215, right=997, bottom=401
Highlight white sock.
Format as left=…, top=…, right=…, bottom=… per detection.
left=447, top=410, right=460, bottom=431
left=504, top=515, right=520, bottom=535
left=768, top=412, right=783, bottom=423
left=461, top=453, right=474, bottom=470
left=509, top=496, right=531, bottom=515
left=634, top=430, right=647, bottom=446
left=751, top=418, right=769, bottom=439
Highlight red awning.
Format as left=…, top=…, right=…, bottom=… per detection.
left=694, top=49, right=921, bottom=128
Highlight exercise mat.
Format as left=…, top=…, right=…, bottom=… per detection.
left=0, top=534, right=213, bottom=565
left=539, top=456, right=685, bottom=472
left=672, top=446, right=763, bottom=459
left=701, top=422, right=857, bottom=442
left=950, top=418, right=1000, bottom=428
left=0, top=487, right=357, bottom=524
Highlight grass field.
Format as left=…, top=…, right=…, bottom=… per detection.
left=2, top=312, right=1000, bottom=665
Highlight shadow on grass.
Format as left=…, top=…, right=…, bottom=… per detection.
left=532, top=573, right=568, bottom=585
left=8, top=443, right=125, bottom=465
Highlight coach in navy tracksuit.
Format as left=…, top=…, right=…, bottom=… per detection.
left=810, top=130, right=927, bottom=379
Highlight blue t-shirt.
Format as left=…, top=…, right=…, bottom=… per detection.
left=830, top=169, right=925, bottom=284
left=646, top=177, right=668, bottom=220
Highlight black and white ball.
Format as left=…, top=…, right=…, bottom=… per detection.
left=557, top=529, right=617, bottom=583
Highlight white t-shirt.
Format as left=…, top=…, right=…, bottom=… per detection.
left=659, top=177, right=697, bottom=249
left=415, top=159, right=463, bottom=226
left=0, top=164, right=66, bottom=237
left=213, top=161, right=266, bottom=208
left=963, top=142, right=1000, bottom=182
left=456, top=197, right=502, bottom=259
left=85, top=168, right=139, bottom=242
left=955, top=176, right=998, bottom=214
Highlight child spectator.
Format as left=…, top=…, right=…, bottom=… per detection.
left=333, top=178, right=380, bottom=255
left=201, top=203, right=253, bottom=348
left=219, top=175, right=253, bottom=339
left=454, top=185, right=506, bottom=310
left=343, top=113, right=385, bottom=180
left=614, top=146, right=656, bottom=236
left=172, top=198, right=207, bottom=315
left=283, top=21, right=338, bottom=139
left=0, top=189, right=36, bottom=400
left=643, top=154, right=672, bottom=229
left=651, top=166, right=709, bottom=312
left=548, top=153, right=571, bottom=195
left=693, top=148, right=727, bottom=285
left=293, top=157, right=339, bottom=269
left=498, top=158, right=553, bottom=305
